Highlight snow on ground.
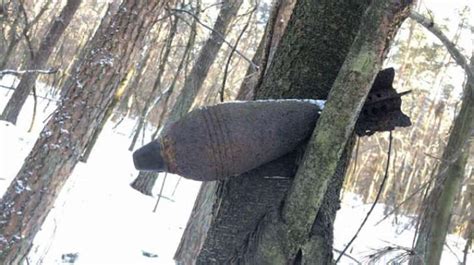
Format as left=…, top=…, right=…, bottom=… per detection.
left=334, top=193, right=470, bottom=264
left=0, top=75, right=471, bottom=264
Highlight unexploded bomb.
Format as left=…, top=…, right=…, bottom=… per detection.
left=133, top=68, right=412, bottom=181
left=133, top=100, right=324, bottom=181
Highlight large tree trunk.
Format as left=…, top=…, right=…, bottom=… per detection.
left=1, top=0, right=82, bottom=124
left=0, top=1, right=165, bottom=263
left=174, top=0, right=381, bottom=264
left=411, top=55, right=474, bottom=265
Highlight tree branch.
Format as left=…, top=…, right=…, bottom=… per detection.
left=242, top=1, right=412, bottom=262
left=170, top=8, right=258, bottom=70
left=409, top=10, right=474, bottom=83
left=281, top=0, right=411, bottom=247
left=0, top=68, right=58, bottom=77
left=335, top=132, right=393, bottom=263
left=220, top=4, right=256, bottom=102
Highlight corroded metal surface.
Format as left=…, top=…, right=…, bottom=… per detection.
left=133, top=69, right=412, bottom=181
left=355, top=67, right=412, bottom=136
left=139, top=100, right=320, bottom=181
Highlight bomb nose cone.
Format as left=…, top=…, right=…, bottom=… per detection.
left=133, top=141, right=165, bottom=172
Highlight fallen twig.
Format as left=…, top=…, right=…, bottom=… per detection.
left=0, top=68, right=58, bottom=77
left=333, top=248, right=362, bottom=264
left=366, top=243, right=419, bottom=264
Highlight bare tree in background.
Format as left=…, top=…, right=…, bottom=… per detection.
left=164, top=0, right=243, bottom=124
left=1, top=0, right=82, bottom=124
left=411, top=54, right=473, bottom=265
left=0, top=0, right=166, bottom=263
left=0, top=0, right=53, bottom=69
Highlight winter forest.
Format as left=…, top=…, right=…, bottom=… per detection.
left=0, top=0, right=472, bottom=264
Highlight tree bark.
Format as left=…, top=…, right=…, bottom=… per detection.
left=411, top=55, right=474, bottom=265
left=1, top=0, right=81, bottom=124
left=174, top=0, right=390, bottom=264
left=244, top=1, right=411, bottom=263
left=0, top=1, right=165, bottom=263
left=235, top=0, right=296, bottom=101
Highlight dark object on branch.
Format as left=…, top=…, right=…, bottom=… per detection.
left=355, top=67, right=412, bottom=136
left=133, top=68, right=411, bottom=181
left=134, top=100, right=322, bottom=181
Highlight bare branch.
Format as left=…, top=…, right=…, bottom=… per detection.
left=0, top=68, right=58, bottom=77
left=170, top=8, right=257, bottom=70
left=220, top=4, right=256, bottom=102
left=153, top=173, right=168, bottom=212
left=409, top=10, right=474, bottom=82
left=336, top=132, right=393, bottom=263
left=333, top=248, right=362, bottom=264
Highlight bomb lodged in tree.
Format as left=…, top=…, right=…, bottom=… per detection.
left=133, top=68, right=411, bottom=181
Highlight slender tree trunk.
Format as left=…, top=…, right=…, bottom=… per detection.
left=0, top=1, right=165, bottom=263
left=235, top=0, right=296, bottom=100
left=165, top=0, right=243, bottom=125
left=0, top=1, right=52, bottom=69
left=411, top=55, right=474, bottom=265
left=1, top=0, right=82, bottom=124
left=129, top=15, right=179, bottom=151
left=114, top=29, right=160, bottom=117
left=174, top=0, right=401, bottom=263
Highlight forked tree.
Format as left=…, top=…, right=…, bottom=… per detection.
left=175, top=0, right=412, bottom=263
left=1, top=0, right=82, bottom=124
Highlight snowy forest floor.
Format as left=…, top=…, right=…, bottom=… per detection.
left=0, top=75, right=471, bottom=264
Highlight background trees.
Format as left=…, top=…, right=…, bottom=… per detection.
left=0, top=0, right=472, bottom=264
left=0, top=0, right=167, bottom=262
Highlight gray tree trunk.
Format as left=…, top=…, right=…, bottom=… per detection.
left=235, top=0, right=296, bottom=101
left=174, top=0, right=389, bottom=263
left=165, top=0, right=243, bottom=125
left=1, top=0, right=82, bottom=124
left=411, top=55, right=474, bottom=265
left=0, top=1, right=165, bottom=263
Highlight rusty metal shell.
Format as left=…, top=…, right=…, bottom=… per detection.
left=133, top=100, right=321, bottom=181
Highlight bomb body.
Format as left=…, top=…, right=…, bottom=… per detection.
left=133, top=100, right=322, bottom=181
left=133, top=68, right=412, bottom=181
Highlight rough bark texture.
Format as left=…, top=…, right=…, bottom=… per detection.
left=411, top=55, right=474, bottom=265
left=175, top=0, right=373, bottom=264
left=130, top=171, right=160, bottom=196
left=242, top=1, right=411, bottom=263
left=0, top=1, right=164, bottom=263
left=165, top=0, right=243, bottom=125
left=1, top=0, right=82, bottom=124
left=235, top=0, right=296, bottom=101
